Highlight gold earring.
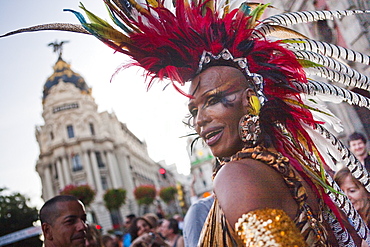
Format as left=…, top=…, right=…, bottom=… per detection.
left=239, top=95, right=261, bottom=145
left=239, top=114, right=261, bottom=144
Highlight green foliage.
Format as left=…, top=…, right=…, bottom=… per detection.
left=103, top=188, right=127, bottom=211
left=0, top=188, right=42, bottom=247
left=159, top=186, right=177, bottom=204
left=133, top=185, right=156, bottom=205
left=60, top=184, right=96, bottom=206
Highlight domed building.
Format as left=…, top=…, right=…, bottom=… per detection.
left=35, top=49, right=176, bottom=232
left=42, top=57, right=90, bottom=101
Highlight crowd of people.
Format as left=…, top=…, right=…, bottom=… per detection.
left=39, top=195, right=186, bottom=247
left=39, top=139, right=370, bottom=247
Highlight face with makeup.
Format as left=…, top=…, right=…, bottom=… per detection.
left=188, top=66, right=252, bottom=158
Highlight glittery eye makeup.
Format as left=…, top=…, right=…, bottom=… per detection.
left=187, top=83, right=242, bottom=128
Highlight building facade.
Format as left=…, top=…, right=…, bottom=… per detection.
left=35, top=54, right=176, bottom=232
left=187, top=138, right=214, bottom=198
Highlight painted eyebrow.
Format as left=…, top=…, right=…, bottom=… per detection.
left=188, top=82, right=241, bottom=107
left=202, top=82, right=241, bottom=98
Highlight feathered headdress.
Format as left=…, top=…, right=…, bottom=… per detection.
left=1, top=0, right=370, bottom=245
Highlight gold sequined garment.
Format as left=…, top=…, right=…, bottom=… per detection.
left=198, top=146, right=331, bottom=246
left=235, top=208, right=307, bottom=246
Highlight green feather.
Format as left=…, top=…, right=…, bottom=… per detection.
left=79, top=3, right=114, bottom=29
left=85, top=23, right=130, bottom=43
left=281, top=39, right=306, bottom=44
left=250, top=3, right=270, bottom=21
left=297, top=59, right=323, bottom=68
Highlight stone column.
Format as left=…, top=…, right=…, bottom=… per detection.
left=62, top=156, right=72, bottom=186
left=90, top=150, right=103, bottom=192
left=106, top=151, right=120, bottom=188
left=56, top=159, right=65, bottom=189
left=83, top=151, right=95, bottom=189
left=121, top=154, right=135, bottom=191
left=43, top=164, right=54, bottom=200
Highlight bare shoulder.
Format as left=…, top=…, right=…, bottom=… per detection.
left=214, top=158, right=297, bottom=225
left=176, top=235, right=185, bottom=247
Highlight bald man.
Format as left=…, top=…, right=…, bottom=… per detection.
left=40, top=195, right=87, bottom=247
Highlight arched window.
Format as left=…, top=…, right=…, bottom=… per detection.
left=67, top=125, right=75, bottom=138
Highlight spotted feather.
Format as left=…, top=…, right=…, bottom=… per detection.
left=0, top=23, right=90, bottom=38
left=293, top=79, right=370, bottom=109
left=314, top=124, right=370, bottom=190
left=304, top=66, right=370, bottom=91
left=293, top=49, right=370, bottom=91
left=302, top=123, right=370, bottom=242
left=287, top=38, right=370, bottom=65
left=262, top=10, right=370, bottom=27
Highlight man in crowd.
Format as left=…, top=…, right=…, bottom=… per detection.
left=159, top=218, right=184, bottom=247
left=348, top=132, right=370, bottom=172
left=40, top=195, right=87, bottom=247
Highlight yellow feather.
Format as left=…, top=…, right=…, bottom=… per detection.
left=249, top=95, right=261, bottom=115
left=146, top=0, right=159, bottom=8
left=126, top=0, right=150, bottom=15
left=222, top=0, right=230, bottom=17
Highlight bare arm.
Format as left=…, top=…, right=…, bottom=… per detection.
left=213, top=159, right=298, bottom=226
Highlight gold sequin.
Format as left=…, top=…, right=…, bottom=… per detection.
left=235, top=208, right=308, bottom=247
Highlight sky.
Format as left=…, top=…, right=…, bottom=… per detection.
left=0, top=0, right=193, bottom=209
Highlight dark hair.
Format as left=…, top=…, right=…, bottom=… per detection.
left=86, top=223, right=103, bottom=247
left=39, top=195, right=80, bottom=224
left=167, top=218, right=179, bottom=234
left=128, top=217, right=153, bottom=240
left=127, top=218, right=140, bottom=240
left=125, top=214, right=136, bottom=226
left=102, top=235, right=118, bottom=247
left=126, top=214, right=136, bottom=220
left=348, top=132, right=367, bottom=145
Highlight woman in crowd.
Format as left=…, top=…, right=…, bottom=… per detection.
left=335, top=168, right=370, bottom=227
left=2, top=0, right=370, bottom=245
left=128, top=214, right=167, bottom=247
left=128, top=217, right=153, bottom=244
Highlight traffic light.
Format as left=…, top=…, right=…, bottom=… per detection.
left=159, top=168, right=167, bottom=179
left=176, top=183, right=185, bottom=207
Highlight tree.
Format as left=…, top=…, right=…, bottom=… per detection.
left=60, top=184, right=96, bottom=206
left=133, top=185, right=156, bottom=205
left=0, top=188, right=42, bottom=247
left=103, top=188, right=127, bottom=211
left=103, top=188, right=127, bottom=230
left=159, top=186, right=177, bottom=204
